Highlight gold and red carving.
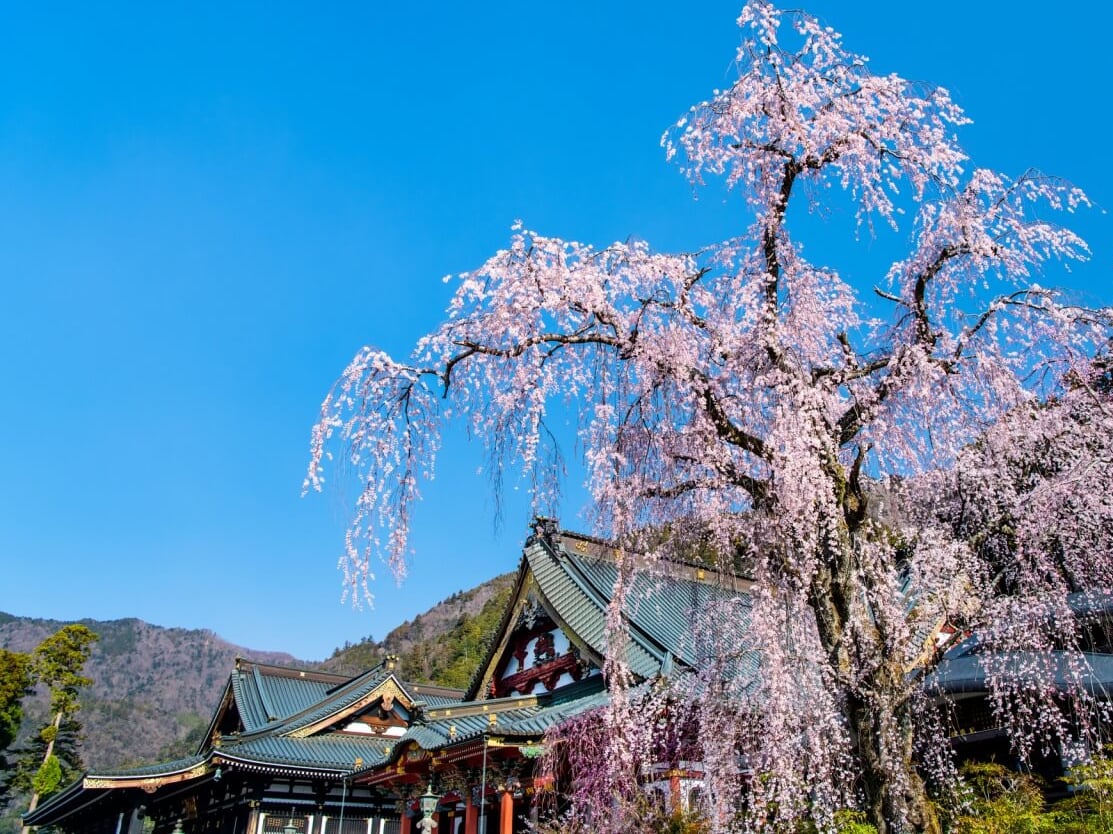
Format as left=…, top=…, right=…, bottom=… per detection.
left=496, top=652, right=583, bottom=697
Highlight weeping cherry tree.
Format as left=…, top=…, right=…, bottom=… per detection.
left=308, top=3, right=1112, bottom=831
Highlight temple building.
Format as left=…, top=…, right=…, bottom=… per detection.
left=25, top=521, right=750, bottom=834
left=27, top=520, right=1113, bottom=832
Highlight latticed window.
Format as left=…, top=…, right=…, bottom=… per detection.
left=950, top=698, right=1000, bottom=736
left=322, top=818, right=370, bottom=834
left=688, top=786, right=707, bottom=814
left=264, top=816, right=308, bottom=833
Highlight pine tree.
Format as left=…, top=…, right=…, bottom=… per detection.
left=19, top=624, right=98, bottom=832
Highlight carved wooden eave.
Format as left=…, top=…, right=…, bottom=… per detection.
left=353, top=732, right=545, bottom=788
left=361, top=766, right=410, bottom=787
left=209, top=754, right=348, bottom=780
left=434, top=737, right=488, bottom=765
left=284, top=675, right=414, bottom=738
left=83, top=761, right=211, bottom=793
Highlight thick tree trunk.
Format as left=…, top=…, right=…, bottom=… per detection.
left=810, top=548, right=941, bottom=834
left=845, top=674, right=941, bottom=834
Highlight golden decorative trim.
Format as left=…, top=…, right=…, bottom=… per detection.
left=84, top=762, right=211, bottom=791
left=425, top=695, right=538, bottom=720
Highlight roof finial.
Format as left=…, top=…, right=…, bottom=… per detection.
left=530, top=516, right=559, bottom=546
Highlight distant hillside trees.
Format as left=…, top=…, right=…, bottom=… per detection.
left=11, top=624, right=98, bottom=833
left=0, top=651, right=33, bottom=805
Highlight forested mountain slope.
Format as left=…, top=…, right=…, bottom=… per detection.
left=321, top=572, right=516, bottom=688
left=0, top=570, right=514, bottom=772
left=0, top=613, right=299, bottom=770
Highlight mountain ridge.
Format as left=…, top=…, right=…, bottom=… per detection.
left=0, top=569, right=514, bottom=772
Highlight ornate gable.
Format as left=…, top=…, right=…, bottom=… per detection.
left=284, top=674, right=416, bottom=738
left=488, top=593, right=596, bottom=698
left=332, top=688, right=411, bottom=738
left=472, top=573, right=601, bottom=701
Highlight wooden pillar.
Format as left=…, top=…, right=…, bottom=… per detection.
left=669, top=772, right=682, bottom=810
left=400, top=811, right=412, bottom=834
left=499, top=791, right=513, bottom=834
left=464, top=791, right=477, bottom=834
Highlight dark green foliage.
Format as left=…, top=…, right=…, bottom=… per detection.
left=33, top=625, right=97, bottom=718
left=325, top=636, right=382, bottom=673
left=948, top=762, right=1050, bottom=833
left=790, top=811, right=879, bottom=834
left=13, top=625, right=98, bottom=821
left=0, top=650, right=33, bottom=806
left=1049, top=747, right=1113, bottom=833
left=8, top=717, right=84, bottom=796
left=0, top=651, right=32, bottom=753
left=395, top=580, right=515, bottom=688
left=942, top=752, right=1113, bottom=833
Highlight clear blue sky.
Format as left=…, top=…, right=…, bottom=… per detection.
left=1, top=2, right=1110, bottom=661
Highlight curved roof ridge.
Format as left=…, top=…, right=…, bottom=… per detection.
left=252, top=664, right=278, bottom=722
left=84, top=753, right=210, bottom=780
left=233, top=656, right=350, bottom=684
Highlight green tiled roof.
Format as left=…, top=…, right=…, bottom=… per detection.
left=525, top=533, right=756, bottom=680
left=23, top=755, right=214, bottom=827
left=22, top=778, right=107, bottom=827
left=423, top=706, right=540, bottom=742
left=499, top=690, right=610, bottom=736
left=86, top=754, right=209, bottom=779
left=227, top=660, right=465, bottom=741
left=414, top=691, right=467, bottom=707
left=268, top=664, right=423, bottom=738
left=219, top=734, right=393, bottom=772
left=230, top=662, right=349, bottom=732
